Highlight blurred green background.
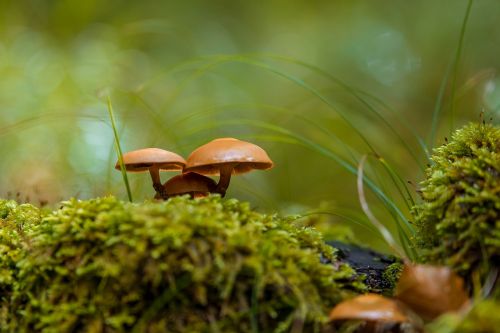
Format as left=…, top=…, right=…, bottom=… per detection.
left=1, top=0, right=499, bottom=250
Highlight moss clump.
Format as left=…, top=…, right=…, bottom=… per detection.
left=427, top=299, right=500, bottom=333
left=0, top=201, right=41, bottom=289
left=0, top=200, right=42, bottom=326
left=2, top=196, right=364, bottom=333
left=413, top=122, right=500, bottom=283
left=381, top=262, right=403, bottom=296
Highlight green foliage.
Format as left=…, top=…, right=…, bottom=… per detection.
left=0, top=200, right=41, bottom=287
left=427, top=299, right=500, bottom=333
left=2, top=196, right=364, bottom=333
left=0, top=200, right=42, bottom=325
left=381, top=262, right=403, bottom=296
left=413, top=122, right=500, bottom=282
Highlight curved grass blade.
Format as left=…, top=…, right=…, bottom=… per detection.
left=106, top=97, right=133, bottom=202
left=449, top=0, right=474, bottom=131
left=298, top=211, right=380, bottom=235
left=357, top=155, right=408, bottom=260
left=120, top=91, right=182, bottom=152
left=377, top=157, right=416, bottom=210
left=0, top=112, right=104, bottom=138
left=430, top=0, right=473, bottom=146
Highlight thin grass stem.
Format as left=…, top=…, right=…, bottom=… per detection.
left=449, top=0, right=474, bottom=131
left=106, top=97, right=133, bottom=202
left=357, top=155, right=407, bottom=260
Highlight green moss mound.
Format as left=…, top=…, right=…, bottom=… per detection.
left=413, top=122, right=500, bottom=283
left=0, top=200, right=42, bottom=294
left=1, top=196, right=364, bottom=333
left=427, top=299, right=500, bottom=333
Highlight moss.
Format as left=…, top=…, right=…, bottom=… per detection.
left=412, top=122, right=500, bottom=284
left=0, top=200, right=43, bottom=326
left=381, top=262, right=403, bottom=296
left=1, top=196, right=365, bottom=333
left=427, top=299, right=500, bottom=333
left=0, top=200, right=41, bottom=287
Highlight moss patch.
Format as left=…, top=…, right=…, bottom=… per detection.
left=0, top=200, right=42, bottom=295
left=413, top=122, right=500, bottom=284
left=427, top=299, right=500, bottom=333
left=1, top=196, right=365, bottom=333
left=381, top=262, right=403, bottom=296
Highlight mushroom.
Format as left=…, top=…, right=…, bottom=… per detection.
left=154, top=172, right=216, bottom=199
left=115, top=148, right=186, bottom=199
left=328, top=294, right=423, bottom=333
left=183, top=138, right=273, bottom=197
left=394, top=264, right=469, bottom=321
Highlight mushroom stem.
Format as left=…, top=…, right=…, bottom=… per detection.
left=149, top=165, right=164, bottom=196
left=215, top=164, right=234, bottom=198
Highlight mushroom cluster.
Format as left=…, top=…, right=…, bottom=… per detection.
left=115, top=138, right=273, bottom=200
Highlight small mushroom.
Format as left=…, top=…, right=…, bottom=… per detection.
left=394, top=264, right=469, bottom=321
left=329, top=294, right=423, bottom=333
left=154, top=172, right=216, bottom=199
left=183, top=138, right=273, bottom=197
left=115, top=148, right=186, bottom=198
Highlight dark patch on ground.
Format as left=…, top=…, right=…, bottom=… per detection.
left=326, top=241, right=400, bottom=293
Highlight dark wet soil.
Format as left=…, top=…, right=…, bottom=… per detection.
left=326, top=241, right=399, bottom=293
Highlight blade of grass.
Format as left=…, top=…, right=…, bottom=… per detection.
left=0, top=112, right=104, bottom=138
left=357, top=154, right=408, bottom=260
left=121, top=91, right=182, bottom=152
left=298, top=211, right=380, bottom=235
left=430, top=59, right=453, bottom=148
left=106, top=97, right=133, bottom=202
left=364, top=156, right=416, bottom=257
left=431, top=0, right=473, bottom=146
left=377, top=157, right=416, bottom=210
left=449, top=0, right=474, bottom=132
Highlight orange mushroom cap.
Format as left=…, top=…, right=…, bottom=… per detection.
left=184, top=138, right=273, bottom=175
left=163, top=172, right=216, bottom=197
left=115, top=148, right=186, bottom=173
left=329, top=294, right=413, bottom=323
left=395, top=264, right=469, bottom=320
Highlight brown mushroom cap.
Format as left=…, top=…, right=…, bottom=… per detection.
left=115, top=148, right=186, bottom=172
left=184, top=138, right=273, bottom=175
left=329, top=294, right=412, bottom=323
left=163, top=172, right=216, bottom=196
left=395, top=264, right=469, bottom=320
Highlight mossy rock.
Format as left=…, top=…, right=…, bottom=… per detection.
left=1, top=196, right=365, bottom=333
left=413, top=122, right=500, bottom=285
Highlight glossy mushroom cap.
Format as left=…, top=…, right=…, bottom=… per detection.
left=163, top=172, right=216, bottom=198
left=115, top=148, right=186, bottom=172
left=329, top=294, right=412, bottom=323
left=395, top=264, right=469, bottom=320
left=184, top=138, right=273, bottom=175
